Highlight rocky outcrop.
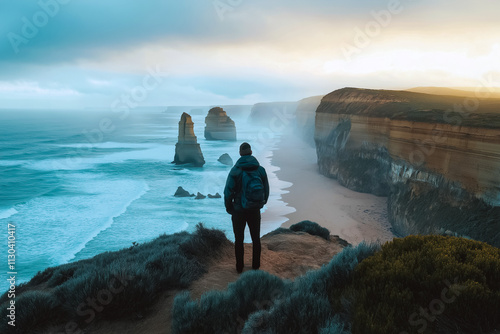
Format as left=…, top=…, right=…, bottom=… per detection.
left=315, top=88, right=500, bottom=246
left=174, top=113, right=205, bottom=167
left=195, top=192, right=206, bottom=200
left=174, top=186, right=195, bottom=197
left=204, top=107, right=236, bottom=141
left=208, top=193, right=222, bottom=199
left=217, top=153, right=233, bottom=166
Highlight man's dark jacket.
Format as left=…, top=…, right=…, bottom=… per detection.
left=224, top=155, right=269, bottom=213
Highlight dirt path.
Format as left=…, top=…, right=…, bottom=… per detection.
left=80, top=232, right=346, bottom=333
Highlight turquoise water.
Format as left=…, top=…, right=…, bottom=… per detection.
left=0, top=108, right=293, bottom=291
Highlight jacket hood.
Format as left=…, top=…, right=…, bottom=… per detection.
left=235, top=155, right=260, bottom=171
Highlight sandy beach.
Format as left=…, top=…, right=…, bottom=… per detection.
left=271, top=130, right=396, bottom=245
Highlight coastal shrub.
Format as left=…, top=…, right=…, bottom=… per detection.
left=172, top=242, right=378, bottom=333
left=351, top=235, right=500, bottom=334
left=46, top=261, right=94, bottom=288
left=0, top=290, right=64, bottom=334
left=172, top=270, right=288, bottom=334
left=179, top=223, right=230, bottom=261
left=26, top=266, right=56, bottom=286
left=319, top=315, right=351, bottom=334
left=0, top=224, right=228, bottom=330
left=244, top=242, right=379, bottom=333
left=145, top=250, right=205, bottom=290
left=242, top=287, right=332, bottom=334
left=54, top=263, right=157, bottom=322
left=290, top=220, right=331, bottom=240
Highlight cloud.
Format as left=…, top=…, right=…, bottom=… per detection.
left=0, top=80, right=80, bottom=96
left=1, top=0, right=499, bottom=108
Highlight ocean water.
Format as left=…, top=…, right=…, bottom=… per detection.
left=0, top=108, right=293, bottom=292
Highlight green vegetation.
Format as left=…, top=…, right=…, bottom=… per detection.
left=0, top=224, right=229, bottom=334
left=351, top=235, right=500, bottom=334
left=173, top=270, right=289, bottom=334
left=289, top=220, right=332, bottom=240
left=173, top=233, right=500, bottom=334
left=2, top=223, right=499, bottom=334
left=173, top=242, right=379, bottom=334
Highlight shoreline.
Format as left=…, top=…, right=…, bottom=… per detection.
left=270, top=130, right=395, bottom=245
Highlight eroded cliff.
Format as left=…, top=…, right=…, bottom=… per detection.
left=315, top=88, right=500, bottom=246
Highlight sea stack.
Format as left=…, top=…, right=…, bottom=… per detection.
left=173, top=113, right=205, bottom=167
left=204, top=107, right=237, bottom=141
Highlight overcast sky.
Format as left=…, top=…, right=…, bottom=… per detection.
left=1, top=0, right=499, bottom=109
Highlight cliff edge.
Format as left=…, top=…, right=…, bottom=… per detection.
left=315, top=88, right=500, bottom=246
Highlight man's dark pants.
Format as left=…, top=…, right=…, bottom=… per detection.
left=232, top=208, right=261, bottom=271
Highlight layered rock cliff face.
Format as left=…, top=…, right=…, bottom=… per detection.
left=315, top=88, right=500, bottom=246
left=174, top=112, right=205, bottom=167
left=204, top=107, right=237, bottom=141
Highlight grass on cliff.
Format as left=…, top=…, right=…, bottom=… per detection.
left=351, top=235, right=500, bottom=334
left=173, top=234, right=500, bottom=334
left=0, top=223, right=229, bottom=334
left=4, top=222, right=499, bottom=334
left=172, top=241, right=380, bottom=334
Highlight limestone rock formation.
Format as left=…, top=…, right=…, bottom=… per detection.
left=195, top=192, right=206, bottom=200
left=173, top=113, right=205, bottom=167
left=315, top=87, right=500, bottom=247
left=174, top=186, right=194, bottom=197
left=217, top=153, right=233, bottom=166
left=208, top=193, right=222, bottom=199
left=204, top=107, right=236, bottom=141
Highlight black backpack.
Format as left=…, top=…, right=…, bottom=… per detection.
left=240, top=169, right=266, bottom=209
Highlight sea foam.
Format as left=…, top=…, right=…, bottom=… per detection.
left=0, top=207, right=18, bottom=220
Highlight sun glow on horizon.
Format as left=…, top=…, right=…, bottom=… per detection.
left=323, top=44, right=500, bottom=84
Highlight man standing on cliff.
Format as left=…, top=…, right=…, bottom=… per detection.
left=224, top=142, right=269, bottom=273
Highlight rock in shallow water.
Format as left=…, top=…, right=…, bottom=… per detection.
left=174, top=186, right=194, bottom=197
left=217, top=153, right=233, bottom=166
left=195, top=192, right=206, bottom=200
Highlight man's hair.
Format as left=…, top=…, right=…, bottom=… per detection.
left=239, top=142, right=252, bottom=156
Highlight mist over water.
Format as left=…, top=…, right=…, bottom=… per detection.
left=0, top=108, right=293, bottom=291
